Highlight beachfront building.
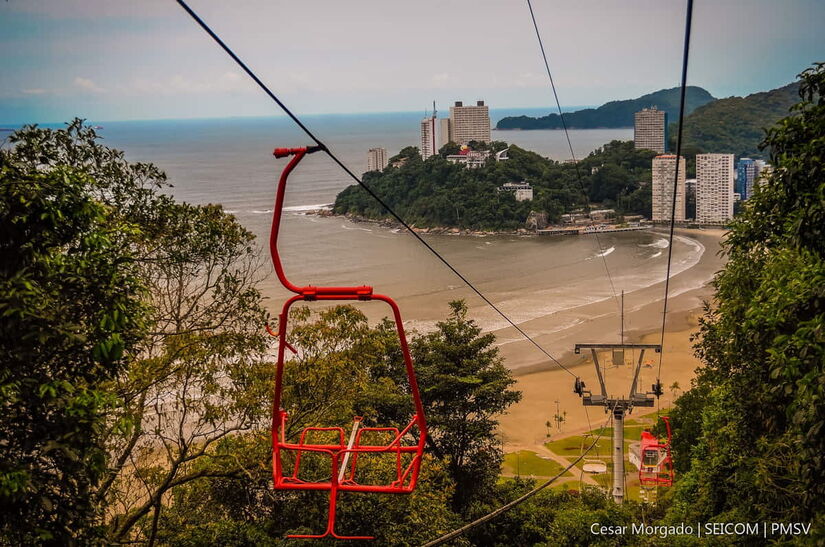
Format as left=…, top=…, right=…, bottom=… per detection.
left=696, top=153, right=735, bottom=224
left=420, top=115, right=437, bottom=159
left=634, top=107, right=667, bottom=154
left=449, top=100, right=491, bottom=145
left=736, top=157, right=757, bottom=200
left=499, top=181, right=533, bottom=201
left=366, top=147, right=388, bottom=172
left=651, top=155, right=686, bottom=222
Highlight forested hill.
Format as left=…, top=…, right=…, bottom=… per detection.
left=675, top=81, right=800, bottom=158
left=333, top=141, right=655, bottom=230
left=495, top=86, right=715, bottom=129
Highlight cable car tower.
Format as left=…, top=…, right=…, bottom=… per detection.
left=573, top=342, right=661, bottom=503
left=572, top=293, right=662, bottom=504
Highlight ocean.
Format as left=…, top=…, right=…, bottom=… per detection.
left=94, top=113, right=711, bottom=370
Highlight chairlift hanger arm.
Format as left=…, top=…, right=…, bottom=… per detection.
left=575, top=343, right=661, bottom=353
left=269, top=147, right=373, bottom=299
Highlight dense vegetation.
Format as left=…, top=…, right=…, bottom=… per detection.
left=1, top=122, right=270, bottom=544
left=673, top=82, right=800, bottom=158
left=0, top=152, right=146, bottom=542
left=667, top=63, right=825, bottom=540
left=334, top=140, right=656, bottom=230
left=496, top=86, right=715, bottom=129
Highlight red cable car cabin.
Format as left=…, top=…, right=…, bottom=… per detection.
left=638, top=416, right=674, bottom=487
left=267, top=146, right=427, bottom=540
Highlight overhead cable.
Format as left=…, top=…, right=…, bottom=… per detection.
left=658, top=0, right=695, bottom=381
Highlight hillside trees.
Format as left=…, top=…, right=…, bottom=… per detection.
left=496, top=86, right=715, bottom=129
left=673, top=82, right=800, bottom=158
left=0, top=163, right=146, bottom=544
left=335, top=140, right=659, bottom=230
left=1, top=121, right=269, bottom=544
left=667, top=63, right=825, bottom=536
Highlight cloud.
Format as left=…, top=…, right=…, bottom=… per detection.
left=73, top=77, right=107, bottom=93
left=121, top=71, right=254, bottom=96
left=431, top=73, right=459, bottom=88
left=21, top=88, right=48, bottom=95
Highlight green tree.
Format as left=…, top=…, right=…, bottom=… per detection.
left=411, top=301, right=522, bottom=514
left=1, top=121, right=270, bottom=544
left=667, top=63, right=825, bottom=537
left=588, top=163, right=636, bottom=203
left=0, top=165, right=145, bottom=544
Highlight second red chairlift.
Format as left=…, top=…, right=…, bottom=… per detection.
left=638, top=416, right=674, bottom=488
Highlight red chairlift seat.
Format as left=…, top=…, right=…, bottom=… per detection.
left=638, top=416, right=674, bottom=487
left=267, top=147, right=427, bottom=540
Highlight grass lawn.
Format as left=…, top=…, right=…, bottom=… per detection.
left=502, top=451, right=570, bottom=477
left=546, top=435, right=610, bottom=456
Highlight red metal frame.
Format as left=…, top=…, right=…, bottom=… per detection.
left=638, top=416, right=674, bottom=487
left=268, top=147, right=427, bottom=540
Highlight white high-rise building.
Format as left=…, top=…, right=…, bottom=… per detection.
left=439, top=118, right=453, bottom=148
left=651, top=155, right=686, bottom=222
left=366, top=147, right=388, bottom=172
left=420, top=116, right=436, bottom=159
left=696, top=153, right=735, bottom=224
left=449, top=100, right=490, bottom=145
left=634, top=107, right=667, bottom=154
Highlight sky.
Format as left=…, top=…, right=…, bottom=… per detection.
left=1, top=0, right=823, bottom=124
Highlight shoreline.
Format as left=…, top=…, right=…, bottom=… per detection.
left=505, top=300, right=703, bottom=379
left=496, top=227, right=725, bottom=450
left=306, top=209, right=726, bottom=238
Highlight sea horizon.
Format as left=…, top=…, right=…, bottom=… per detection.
left=0, top=105, right=596, bottom=129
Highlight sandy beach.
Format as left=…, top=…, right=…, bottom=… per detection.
left=497, top=227, right=726, bottom=450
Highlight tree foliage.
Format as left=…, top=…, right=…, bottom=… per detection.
left=0, top=155, right=145, bottom=543
left=411, top=301, right=521, bottom=514
left=128, top=300, right=522, bottom=543
left=667, top=63, right=825, bottom=537
left=0, top=121, right=269, bottom=544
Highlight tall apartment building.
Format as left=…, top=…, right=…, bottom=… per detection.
left=366, top=147, right=388, bottom=172
left=439, top=118, right=453, bottom=148
left=634, top=107, right=667, bottom=154
left=420, top=116, right=436, bottom=159
left=696, top=153, right=735, bottom=224
left=449, top=100, right=491, bottom=145
left=651, top=155, right=686, bottom=222
left=736, top=157, right=757, bottom=200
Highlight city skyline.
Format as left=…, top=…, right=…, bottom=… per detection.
left=1, top=0, right=823, bottom=124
